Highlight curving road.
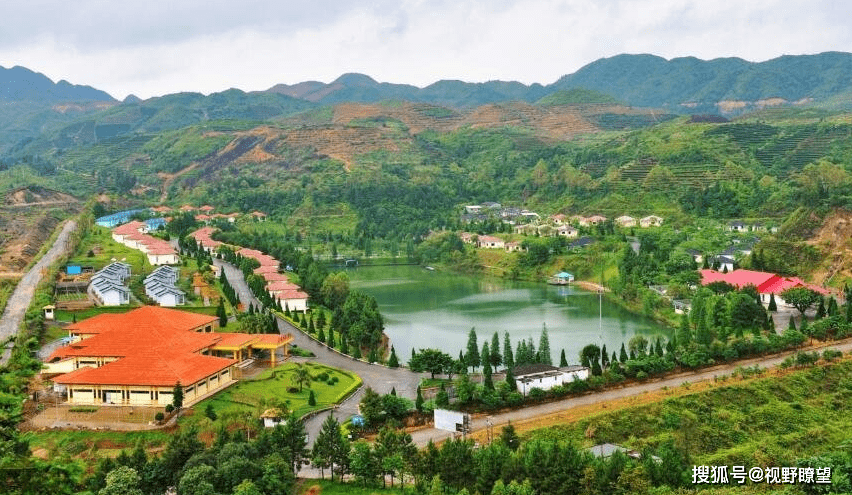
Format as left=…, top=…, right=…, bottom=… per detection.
left=0, top=220, right=77, bottom=365
left=407, top=338, right=852, bottom=446
left=212, top=259, right=426, bottom=450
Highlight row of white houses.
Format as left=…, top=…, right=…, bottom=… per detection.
left=111, top=221, right=180, bottom=266
left=88, top=262, right=132, bottom=306
left=144, top=266, right=186, bottom=307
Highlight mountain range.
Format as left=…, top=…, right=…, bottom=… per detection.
left=5, top=52, right=852, bottom=113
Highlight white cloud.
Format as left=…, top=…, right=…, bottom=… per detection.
left=1, top=0, right=850, bottom=100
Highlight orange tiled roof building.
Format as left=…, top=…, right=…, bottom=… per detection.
left=45, top=306, right=292, bottom=407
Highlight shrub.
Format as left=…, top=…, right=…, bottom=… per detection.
left=155, top=412, right=165, bottom=421
left=528, top=388, right=546, bottom=401
left=165, top=404, right=174, bottom=413
left=636, top=371, right=648, bottom=381
left=823, top=349, right=843, bottom=361
left=315, top=372, right=329, bottom=382
left=287, top=387, right=299, bottom=393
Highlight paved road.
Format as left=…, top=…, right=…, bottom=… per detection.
left=0, top=220, right=77, bottom=365
left=408, top=338, right=852, bottom=447
left=213, top=259, right=426, bottom=449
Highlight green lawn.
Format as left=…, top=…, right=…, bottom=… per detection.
left=191, top=362, right=361, bottom=423
left=68, top=226, right=148, bottom=275
left=297, top=479, right=406, bottom=495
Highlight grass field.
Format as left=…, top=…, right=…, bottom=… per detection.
left=296, top=479, right=406, bottom=495
left=520, top=355, right=852, bottom=469
left=189, top=362, right=362, bottom=423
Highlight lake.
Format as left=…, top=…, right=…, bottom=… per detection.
left=346, top=265, right=670, bottom=366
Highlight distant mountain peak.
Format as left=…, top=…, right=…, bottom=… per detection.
left=0, top=65, right=115, bottom=103
left=332, top=73, right=379, bottom=86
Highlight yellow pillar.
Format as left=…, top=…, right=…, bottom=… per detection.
left=270, top=348, right=276, bottom=367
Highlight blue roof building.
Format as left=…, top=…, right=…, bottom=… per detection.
left=95, top=209, right=146, bottom=228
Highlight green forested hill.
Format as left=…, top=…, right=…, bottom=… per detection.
left=4, top=101, right=852, bottom=244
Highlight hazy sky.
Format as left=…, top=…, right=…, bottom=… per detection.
left=2, top=0, right=850, bottom=100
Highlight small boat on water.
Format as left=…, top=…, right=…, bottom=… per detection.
left=548, top=271, right=574, bottom=285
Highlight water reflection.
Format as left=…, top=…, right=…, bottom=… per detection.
left=347, top=266, right=670, bottom=365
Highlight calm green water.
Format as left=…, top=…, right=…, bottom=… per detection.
left=346, top=265, right=670, bottom=366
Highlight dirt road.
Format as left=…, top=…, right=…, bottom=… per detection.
left=0, top=220, right=77, bottom=365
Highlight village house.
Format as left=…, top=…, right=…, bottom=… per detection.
left=615, top=215, right=637, bottom=228
left=276, top=289, right=309, bottom=313
left=477, top=235, right=505, bottom=249
left=45, top=307, right=293, bottom=407
left=555, top=225, right=579, bottom=238
left=189, top=226, right=222, bottom=252
left=112, top=221, right=179, bottom=265
left=512, top=364, right=590, bottom=396
left=505, top=241, right=526, bottom=253
left=585, top=215, right=608, bottom=226
left=640, top=215, right=664, bottom=227
left=88, top=263, right=132, bottom=306
left=728, top=221, right=749, bottom=232
left=550, top=213, right=567, bottom=225
left=700, top=269, right=830, bottom=307
left=89, top=279, right=130, bottom=306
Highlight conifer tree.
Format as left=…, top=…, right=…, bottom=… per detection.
left=619, top=342, right=628, bottom=363
left=388, top=346, right=399, bottom=368
left=612, top=351, right=619, bottom=366
left=216, top=299, right=227, bottom=327
left=559, top=349, right=568, bottom=367
left=789, top=315, right=797, bottom=331
left=490, top=332, right=502, bottom=368
left=503, top=331, right=514, bottom=370
left=482, top=344, right=493, bottom=390
left=537, top=324, right=552, bottom=365
left=415, top=386, right=424, bottom=412
left=318, top=326, right=326, bottom=344
left=340, top=336, right=349, bottom=355
left=828, top=296, right=838, bottom=317
left=816, top=297, right=826, bottom=319
left=466, top=328, right=480, bottom=372
left=696, top=315, right=713, bottom=346
left=655, top=338, right=664, bottom=356
left=601, top=344, right=609, bottom=368
left=768, top=293, right=777, bottom=312
left=677, top=312, right=692, bottom=346
left=505, top=367, right=515, bottom=388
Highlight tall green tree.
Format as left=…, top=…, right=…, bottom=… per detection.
left=503, top=331, right=514, bottom=370
left=482, top=343, right=493, bottom=390
left=99, top=466, right=143, bottom=495
left=676, top=312, right=692, bottom=346
left=466, top=328, right=480, bottom=372
left=387, top=346, right=399, bottom=368
left=291, top=364, right=312, bottom=392
left=216, top=299, right=227, bottom=327
left=278, top=412, right=309, bottom=474
left=490, top=332, right=502, bottom=368
left=780, top=287, right=822, bottom=317
left=172, top=382, right=184, bottom=410
left=537, top=324, right=552, bottom=365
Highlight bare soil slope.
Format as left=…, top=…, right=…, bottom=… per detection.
left=805, top=208, right=852, bottom=287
